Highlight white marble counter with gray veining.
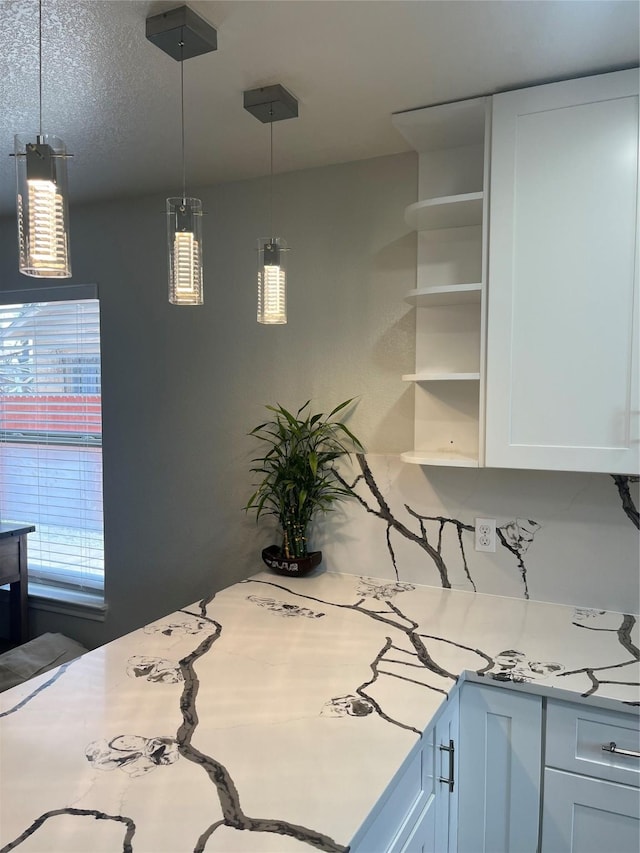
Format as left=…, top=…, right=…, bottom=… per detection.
left=0, top=570, right=638, bottom=853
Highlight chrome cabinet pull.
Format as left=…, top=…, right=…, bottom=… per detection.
left=602, top=741, right=640, bottom=759
left=439, top=739, right=455, bottom=792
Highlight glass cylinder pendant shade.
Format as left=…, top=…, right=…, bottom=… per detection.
left=257, top=238, right=287, bottom=324
left=167, top=197, right=203, bottom=305
left=15, top=134, right=71, bottom=278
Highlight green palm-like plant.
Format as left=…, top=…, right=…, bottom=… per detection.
left=244, top=399, right=364, bottom=559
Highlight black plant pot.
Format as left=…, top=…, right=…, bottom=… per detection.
left=261, top=545, right=322, bottom=576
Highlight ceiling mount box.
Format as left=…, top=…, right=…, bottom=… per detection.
left=145, top=6, right=217, bottom=61
left=243, top=84, right=299, bottom=123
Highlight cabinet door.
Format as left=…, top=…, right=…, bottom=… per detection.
left=398, top=693, right=459, bottom=853
left=350, top=736, right=433, bottom=853
left=457, top=682, right=542, bottom=853
left=350, top=694, right=460, bottom=853
left=541, top=767, right=640, bottom=853
left=433, top=692, right=459, bottom=853
left=486, top=69, right=639, bottom=474
left=395, top=724, right=437, bottom=853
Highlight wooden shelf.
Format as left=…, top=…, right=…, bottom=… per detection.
left=405, top=192, right=483, bottom=231
left=403, top=372, right=481, bottom=382
left=401, top=450, right=479, bottom=468
left=404, top=284, right=482, bottom=306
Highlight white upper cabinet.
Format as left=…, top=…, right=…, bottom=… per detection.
left=485, top=69, right=639, bottom=474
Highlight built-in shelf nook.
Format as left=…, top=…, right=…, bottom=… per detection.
left=393, top=97, right=489, bottom=468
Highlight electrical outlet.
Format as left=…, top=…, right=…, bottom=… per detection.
left=475, top=518, right=496, bottom=552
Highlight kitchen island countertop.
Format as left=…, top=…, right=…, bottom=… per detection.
left=0, top=570, right=638, bottom=852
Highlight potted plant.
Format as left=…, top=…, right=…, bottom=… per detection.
left=244, top=399, right=364, bottom=575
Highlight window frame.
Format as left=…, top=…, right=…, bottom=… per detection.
left=0, top=284, right=105, bottom=607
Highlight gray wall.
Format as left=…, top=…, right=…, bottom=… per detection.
left=1, top=149, right=637, bottom=649
left=0, top=152, right=418, bottom=647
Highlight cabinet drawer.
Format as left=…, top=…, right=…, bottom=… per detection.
left=546, top=699, right=640, bottom=787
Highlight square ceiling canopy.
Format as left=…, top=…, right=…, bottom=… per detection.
left=145, top=5, right=217, bottom=61
left=243, top=85, right=299, bottom=123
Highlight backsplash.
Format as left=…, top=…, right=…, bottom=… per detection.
left=315, top=455, right=639, bottom=615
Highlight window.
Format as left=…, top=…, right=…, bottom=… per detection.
left=0, top=285, right=104, bottom=598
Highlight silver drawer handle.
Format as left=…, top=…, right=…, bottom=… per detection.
left=439, top=739, right=455, bottom=793
left=602, top=741, right=640, bottom=759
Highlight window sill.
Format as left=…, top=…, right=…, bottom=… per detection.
left=29, top=583, right=107, bottom=621
left=0, top=583, right=107, bottom=622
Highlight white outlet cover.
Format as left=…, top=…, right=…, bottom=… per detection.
left=475, top=517, right=496, bottom=552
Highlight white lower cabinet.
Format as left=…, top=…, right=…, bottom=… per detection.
left=457, top=681, right=543, bottom=853
left=456, top=684, right=639, bottom=853
left=353, top=684, right=639, bottom=853
left=540, top=698, right=640, bottom=853
left=350, top=693, right=459, bottom=853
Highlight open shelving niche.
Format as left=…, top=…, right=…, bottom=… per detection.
left=392, top=96, right=490, bottom=468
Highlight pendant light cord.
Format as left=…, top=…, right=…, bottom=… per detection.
left=38, top=0, right=43, bottom=139
left=269, top=107, right=274, bottom=239
left=180, top=38, right=186, bottom=204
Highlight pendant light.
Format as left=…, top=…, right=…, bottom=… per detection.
left=166, top=44, right=203, bottom=307
left=146, top=6, right=218, bottom=306
left=14, top=0, right=72, bottom=278
left=243, top=85, right=298, bottom=325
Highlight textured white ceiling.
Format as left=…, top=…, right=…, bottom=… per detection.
left=1, top=0, right=638, bottom=216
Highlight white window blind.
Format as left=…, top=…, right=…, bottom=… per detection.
left=0, top=286, right=104, bottom=594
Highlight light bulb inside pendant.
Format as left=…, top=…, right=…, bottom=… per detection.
left=167, top=197, right=203, bottom=305
left=258, top=238, right=287, bottom=324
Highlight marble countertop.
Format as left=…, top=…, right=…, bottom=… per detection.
left=1, top=571, right=638, bottom=853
